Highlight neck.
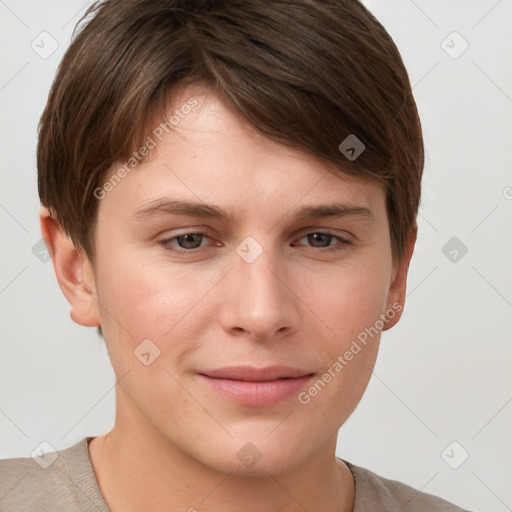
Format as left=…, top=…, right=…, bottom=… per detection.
left=88, top=395, right=355, bottom=512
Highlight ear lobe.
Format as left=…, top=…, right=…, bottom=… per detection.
left=39, top=206, right=101, bottom=328
left=383, top=227, right=417, bottom=331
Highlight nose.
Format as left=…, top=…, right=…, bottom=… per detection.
left=218, top=241, right=300, bottom=342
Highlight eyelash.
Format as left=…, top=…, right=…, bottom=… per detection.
left=159, top=231, right=351, bottom=255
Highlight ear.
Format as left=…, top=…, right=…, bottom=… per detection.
left=39, top=206, right=101, bottom=327
left=382, top=227, right=417, bottom=331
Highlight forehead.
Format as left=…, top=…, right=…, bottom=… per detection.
left=99, top=84, right=386, bottom=222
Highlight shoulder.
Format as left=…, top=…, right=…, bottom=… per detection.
left=0, top=438, right=109, bottom=512
left=343, top=459, right=471, bottom=512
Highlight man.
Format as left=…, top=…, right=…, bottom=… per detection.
left=0, top=1, right=471, bottom=510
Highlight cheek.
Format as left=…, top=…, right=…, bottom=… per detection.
left=97, top=238, right=391, bottom=364
left=298, top=261, right=389, bottom=407
left=297, top=343, right=378, bottom=434
left=94, top=259, right=210, bottom=420
left=95, top=253, right=218, bottom=367
left=295, top=271, right=386, bottom=420
left=310, top=260, right=390, bottom=344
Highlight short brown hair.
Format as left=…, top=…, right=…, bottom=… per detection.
left=38, top=0, right=423, bottom=266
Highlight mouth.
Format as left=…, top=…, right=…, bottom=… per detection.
left=197, top=365, right=315, bottom=406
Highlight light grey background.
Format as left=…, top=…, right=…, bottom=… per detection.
left=1, top=1, right=511, bottom=511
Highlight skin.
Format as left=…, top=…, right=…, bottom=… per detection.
left=41, top=83, right=416, bottom=512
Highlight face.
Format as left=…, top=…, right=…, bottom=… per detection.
left=71, top=84, right=410, bottom=475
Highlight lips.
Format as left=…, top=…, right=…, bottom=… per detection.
left=198, top=365, right=313, bottom=381
left=197, top=365, right=315, bottom=406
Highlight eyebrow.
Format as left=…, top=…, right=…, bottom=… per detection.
left=132, top=198, right=374, bottom=223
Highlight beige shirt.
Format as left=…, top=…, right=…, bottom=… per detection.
left=0, top=437, right=470, bottom=511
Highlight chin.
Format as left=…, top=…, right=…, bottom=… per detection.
left=196, top=434, right=313, bottom=477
